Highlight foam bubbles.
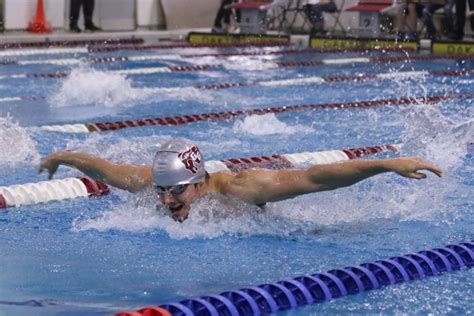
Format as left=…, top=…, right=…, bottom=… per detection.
left=233, top=113, right=313, bottom=135
left=49, top=65, right=152, bottom=108
left=0, top=115, right=39, bottom=164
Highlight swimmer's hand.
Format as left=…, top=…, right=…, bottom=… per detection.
left=39, top=151, right=66, bottom=179
left=388, top=157, right=443, bottom=179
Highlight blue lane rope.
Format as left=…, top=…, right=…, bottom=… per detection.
left=159, top=241, right=474, bottom=315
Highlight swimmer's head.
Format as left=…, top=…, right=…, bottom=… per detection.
left=152, top=138, right=206, bottom=187
left=152, top=138, right=206, bottom=221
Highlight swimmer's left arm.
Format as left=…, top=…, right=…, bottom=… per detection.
left=39, top=151, right=153, bottom=192
left=220, top=157, right=442, bottom=205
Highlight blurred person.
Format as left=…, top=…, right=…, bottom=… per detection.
left=421, top=0, right=454, bottom=39
left=70, top=0, right=102, bottom=33
left=303, top=0, right=338, bottom=34
left=447, top=0, right=474, bottom=40
left=212, top=0, right=241, bottom=33
left=395, top=0, right=421, bottom=40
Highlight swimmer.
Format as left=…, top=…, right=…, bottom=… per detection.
left=39, top=138, right=443, bottom=222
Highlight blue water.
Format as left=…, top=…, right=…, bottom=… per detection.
left=0, top=45, right=473, bottom=315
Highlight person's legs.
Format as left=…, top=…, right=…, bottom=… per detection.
left=69, top=0, right=82, bottom=32
left=83, top=0, right=100, bottom=31
left=468, top=0, right=474, bottom=33
left=407, top=4, right=418, bottom=32
left=422, top=3, right=441, bottom=38
left=396, top=2, right=418, bottom=40
left=450, top=0, right=466, bottom=39
left=443, top=0, right=455, bottom=32
left=212, top=0, right=233, bottom=32
left=396, top=1, right=407, bottom=39
left=304, top=3, right=336, bottom=32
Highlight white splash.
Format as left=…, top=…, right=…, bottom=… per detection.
left=233, top=113, right=313, bottom=135
left=401, top=103, right=473, bottom=170
left=0, top=115, right=39, bottom=164
left=64, top=133, right=167, bottom=165
left=49, top=66, right=153, bottom=108
left=72, top=192, right=308, bottom=239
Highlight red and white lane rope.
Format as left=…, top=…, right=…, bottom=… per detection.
left=2, top=52, right=473, bottom=67
left=0, top=42, right=288, bottom=58
left=0, top=176, right=109, bottom=208
left=36, top=94, right=473, bottom=133
left=84, top=44, right=412, bottom=54
left=1, top=71, right=473, bottom=104
left=3, top=58, right=474, bottom=79
left=0, top=144, right=398, bottom=208
left=212, top=69, right=473, bottom=89
left=0, top=38, right=143, bottom=50
left=205, top=144, right=400, bottom=173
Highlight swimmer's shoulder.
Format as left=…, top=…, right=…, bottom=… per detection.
left=207, top=171, right=233, bottom=194
left=208, top=171, right=266, bottom=209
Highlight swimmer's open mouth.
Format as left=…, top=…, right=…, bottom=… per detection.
left=168, top=205, right=184, bottom=213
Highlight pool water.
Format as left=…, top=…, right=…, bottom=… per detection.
left=0, top=44, right=473, bottom=315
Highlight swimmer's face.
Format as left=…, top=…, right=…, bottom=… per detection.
left=155, top=183, right=202, bottom=222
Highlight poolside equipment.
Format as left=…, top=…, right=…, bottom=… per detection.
left=432, top=41, right=474, bottom=54
left=116, top=241, right=474, bottom=316
left=0, top=144, right=398, bottom=208
left=35, top=94, right=473, bottom=133
left=27, top=0, right=51, bottom=34
left=187, top=32, right=288, bottom=45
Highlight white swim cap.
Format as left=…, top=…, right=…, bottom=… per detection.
left=152, top=138, right=206, bottom=187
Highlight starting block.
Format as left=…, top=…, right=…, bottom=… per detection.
left=346, top=0, right=396, bottom=37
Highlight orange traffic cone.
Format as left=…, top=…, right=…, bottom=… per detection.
left=27, top=0, right=52, bottom=33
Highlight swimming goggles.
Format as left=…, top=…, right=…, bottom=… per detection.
left=154, top=184, right=189, bottom=195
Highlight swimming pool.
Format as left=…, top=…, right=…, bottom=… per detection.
left=0, top=42, right=473, bottom=315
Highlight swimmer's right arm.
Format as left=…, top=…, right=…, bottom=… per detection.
left=39, top=151, right=152, bottom=192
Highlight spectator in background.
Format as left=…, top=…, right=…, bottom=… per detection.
left=448, top=0, right=474, bottom=40
left=395, top=0, right=421, bottom=41
left=70, top=0, right=102, bottom=33
left=212, top=0, right=241, bottom=33
left=303, top=0, right=338, bottom=34
left=421, top=0, right=454, bottom=39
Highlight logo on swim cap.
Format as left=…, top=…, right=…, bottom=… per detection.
left=178, top=146, right=202, bottom=174
left=152, top=138, right=206, bottom=187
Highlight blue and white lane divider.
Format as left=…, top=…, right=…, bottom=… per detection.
left=117, top=241, right=474, bottom=316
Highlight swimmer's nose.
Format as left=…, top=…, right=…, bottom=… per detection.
left=162, top=192, right=176, bottom=204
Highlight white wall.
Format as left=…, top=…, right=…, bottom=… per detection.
left=161, top=0, right=220, bottom=30
left=96, top=0, right=135, bottom=31
left=3, top=0, right=167, bottom=31
left=136, top=0, right=165, bottom=29
left=4, top=0, right=64, bottom=30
